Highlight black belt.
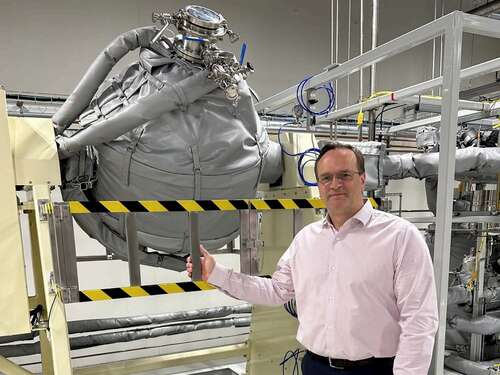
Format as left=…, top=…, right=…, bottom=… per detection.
left=307, top=350, right=395, bottom=370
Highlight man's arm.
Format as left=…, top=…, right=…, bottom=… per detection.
left=187, top=245, right=295, bottom=306
left=393, top=224, right=439, bottom=375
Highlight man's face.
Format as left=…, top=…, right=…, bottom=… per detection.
left=316, top=149, right=366, bottom=216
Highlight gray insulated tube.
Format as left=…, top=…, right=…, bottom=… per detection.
left=383, top=147, right=500, bottom=183
left=444, top=353, right=496, bottom=375
left=52, top=27, right=157, bottom=132
left=67, top=304, right=252, bottom=333
left=449, top=315, right=500, bottom=335
left=0, top=317, right=250, bottom=357
left=447, top=285, right=471, bottom=305
left=56, top=69, right=218, bottom=157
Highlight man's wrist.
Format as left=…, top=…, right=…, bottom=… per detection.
left=208, top=262, right=230, bottom=286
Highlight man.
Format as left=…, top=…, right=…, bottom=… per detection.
left=187, top=142, right=439, bottom=374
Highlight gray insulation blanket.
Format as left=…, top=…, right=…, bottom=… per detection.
left=383, top=147, right=500, bottom=183
left=54, top=28, right=282, bottom=263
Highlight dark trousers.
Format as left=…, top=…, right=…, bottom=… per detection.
left=301, top=351, right=394, bottom=375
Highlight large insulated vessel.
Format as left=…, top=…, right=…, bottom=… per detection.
left=53, top=5, right=282, bottom=270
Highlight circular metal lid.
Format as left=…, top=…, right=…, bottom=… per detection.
left=184, top=5, right=224, bottom=30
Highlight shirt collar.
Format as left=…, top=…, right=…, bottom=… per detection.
left=322, top=199, right=373, bottom=228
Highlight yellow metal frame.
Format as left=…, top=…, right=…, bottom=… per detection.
left=0, top=90, right=31, bottom=337
left=0, top=88, right=72, bottom=375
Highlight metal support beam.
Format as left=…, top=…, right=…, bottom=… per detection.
left=125, top=213, right=142, bottom=286
left=189, top=212, right=202, bottom=281
left=323, top=56, right=500, bottom=123
left=240, top=210, right=261, bottom=275
left=48, top=203, right=79, bottom=303
left=0, top=355, right=32, bottom=375
left=32, top=185, right=72, bottom=375
left=256, top=12, right=453, bottom=113
left=470, top=223, right=487, bottom=361
left=463, top=12, right=500, bottom=39
left=73, top=343, right=248, bottom=375
left=389, top=102, right=500, bottom=133
left=430, top=13, right=463, bottom=375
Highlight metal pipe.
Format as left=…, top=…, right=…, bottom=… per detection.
left=360, top=0, right=364, bottom=100
left=325, top=56, right=500, bottom=123
left=125, top=213, right=142, bottom=286
left=432, top=0, right=438, bottom=95
left=370, top=0, right=378, bottom=95
left=347, top=0, right=352, bottom=106
left=468, top=0, right=500, bottom=16
left=438, top=0, right=445, bottom=96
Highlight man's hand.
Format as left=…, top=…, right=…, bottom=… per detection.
left=186, top=245, right=216, bottom=281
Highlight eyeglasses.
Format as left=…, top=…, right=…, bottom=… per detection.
left=317, top=171, right=362, bottom=186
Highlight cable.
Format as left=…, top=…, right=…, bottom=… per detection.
left=46, top=291, right=59, bottom=330
left=296, top=77, right=335, bottom=116
left=280, top=348, right=305, bottom=375
left=277, top=122, right=320, bottom=186
left=375, top=104, right=406, bottom=133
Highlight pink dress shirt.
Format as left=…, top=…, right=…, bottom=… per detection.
left=208, top=200, right=439, bottom=374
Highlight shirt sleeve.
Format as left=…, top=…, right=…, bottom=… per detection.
left=393, top=224, right=439, bottom=375
left=207, top=243, right=295, bottom=305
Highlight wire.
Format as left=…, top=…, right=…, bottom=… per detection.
left=277, top=123, right=320, bottom=186
left=296, top=77, right=335, bottom=116
left=280, top=348, right=305, bottom=375
left=375, top=104, right=406, bottom=133
left=46, top=291, right=59, bottom=330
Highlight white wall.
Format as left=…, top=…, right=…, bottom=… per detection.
left=3, top=0, right=500, bottom=373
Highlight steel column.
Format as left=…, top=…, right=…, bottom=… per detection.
left=32, top=185, right=72, bottom=375
left=188, top=212, right=202, bottom=281
left=430, top=12, right=463, bottom=375
left=125, top=213, right=142, bottom=286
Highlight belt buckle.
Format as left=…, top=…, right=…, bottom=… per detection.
left=328, top=357, right=344, bottom=370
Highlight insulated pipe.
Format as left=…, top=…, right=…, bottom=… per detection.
left=68, top=304, right=251, bottom=334
left=447, top=285, right=471, bottom=305
left=52, top=27, right=157, bottom=133
left=0, top=317, right=251, bottom=358
left=0, top=305, right=252, bottom=344
left=56, top=69, right=218, bottom=158
left=450, top=315, right=500, bottom=335
left=444, top=353, right=494, bottom=375
left=468, top=0, right=500, bottom=16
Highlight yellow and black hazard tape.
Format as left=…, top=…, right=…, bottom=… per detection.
left=68, top=198, right=327, bottom=214
left=79, top=281, right=216, bottom=302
